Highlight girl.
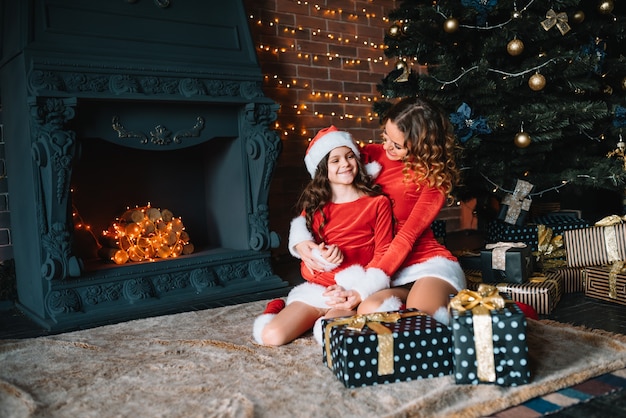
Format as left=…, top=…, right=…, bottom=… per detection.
left=291, top=97, right=466, bottom=325
left=253, top=126, right=394, bottom=346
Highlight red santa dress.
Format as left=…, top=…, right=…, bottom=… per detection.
left=286, top=193, right=393, bottom=308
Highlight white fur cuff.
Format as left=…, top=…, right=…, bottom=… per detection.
left=365, top=161, right=382, bottom=179
left=288, top=216, right=314, bottom=258
left=253, top=313, right=275, bottom=345
left=335, top=266, right=389, bottom=301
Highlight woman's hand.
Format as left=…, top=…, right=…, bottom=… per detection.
left=295, top=241, right=344, bottom=273
left=324, top=285, right=361, bottom=311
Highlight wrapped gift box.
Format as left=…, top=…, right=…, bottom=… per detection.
left=461, top=270, right=563, bottom=314
left=497, top=179, right=534, bottom=226
left=496, top=274, right=563, bottom=314
left=488, top=216, right=589, bottom=252
left=322, top=310, right=453, bottom=388
left=564, top=223, right=626, bottom=268
left=449, top=286, right=531, bottom=386
left=584, top=265, right=626, bottom=306
left=480, top=243, right=533, bottom=284
left=431, top=220, right=446, bottom=245
left=548, top=266, right=586, bottom=294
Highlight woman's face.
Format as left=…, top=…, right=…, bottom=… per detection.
left=382, top=119, right=408, bottom=161
left=326, top=146, right=358, bottom=186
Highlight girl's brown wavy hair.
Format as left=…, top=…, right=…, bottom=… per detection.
left=296, top=149, right=385, bottom=241
left=382, top=96, right=461, bottom=203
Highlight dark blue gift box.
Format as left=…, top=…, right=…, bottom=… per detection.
left=487, top=215, right=589, bottom=252
left=480, top=244, right=534, bottom=284
left=450, top=300, right=530, bottom=386
left=322, top=310, right=453, bottom=388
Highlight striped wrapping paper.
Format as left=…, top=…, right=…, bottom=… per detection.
left=564, top=223, right=626, bottom=267
left=462, top=269, right=563, bottom=314
left=547, top=266, right=586, bottom=294
left=584, top=265, right=626, bottom=306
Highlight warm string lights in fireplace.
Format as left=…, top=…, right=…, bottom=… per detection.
left=96, top=203, right=194, bottom=265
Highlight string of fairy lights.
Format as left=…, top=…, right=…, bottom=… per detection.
left=248, top=1, right=396, bottom=140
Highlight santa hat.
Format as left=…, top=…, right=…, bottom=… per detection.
left=304, top=126, right=360, bottom=178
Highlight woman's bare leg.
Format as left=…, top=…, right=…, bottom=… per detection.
left=357, top=287, right=410, bottom=314
left=406, top=276, right=457, bottom=316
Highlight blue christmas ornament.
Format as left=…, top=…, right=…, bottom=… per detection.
left=613, top=106, right=626, bottom=128
left=462, top=0, right=498, bottom=25
left=450, top=103, right=492, bottom=143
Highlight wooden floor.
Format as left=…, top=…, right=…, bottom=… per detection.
left=2, top=256, right=626, bottom=415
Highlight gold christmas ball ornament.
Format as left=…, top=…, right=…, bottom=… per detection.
left=387, top=24, right=401, bottom=37
left=598, top=1, right=614, bottom=14
left=443, top=17, right=459, bottom=33
left=621, top=76, right=626, bottom=91
left=572, top=10, right=585, bottom=23
left=507, top=39, right=524, bottom=56
left=514, top=131, right=532, bottom=148
left=528, top=73, right=546, bottom=91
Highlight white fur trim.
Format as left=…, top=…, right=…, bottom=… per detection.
left=313, top=317, right=324, bottom=346
left=432, top=306, right=451, bottom=326
left=304, top=130, right=359, bottom=178
left=365, top=161, right=382, bottom=179
left=334, top=265, right=366, bottom=291
left=335, top=266, right=389, bottom=301
left=253, top=313, right=275, bottom=345
left=286, top=282, right=329, bottom=308
left=311, top=248, right=340, bottom=271
left=288, top=216, right=314, bottom=258
left=375, top=296, right=403, bottom=313
left=391, top=256, right=466, bottom=291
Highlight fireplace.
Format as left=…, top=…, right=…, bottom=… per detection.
left=0, top=0, right=288, bottom=330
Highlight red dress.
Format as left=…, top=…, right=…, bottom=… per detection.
left=361, top=144, right=458, bottom=278
left=300, top=194, right=393, bottom=287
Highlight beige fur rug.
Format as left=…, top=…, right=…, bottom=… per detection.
left=2, top=299, right=626, bottom=418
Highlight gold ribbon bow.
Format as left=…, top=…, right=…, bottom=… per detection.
left=324, top=311, right=426, bottom=376
left=449, top=285, right=506, bottom=382
left=541, top=9, right=571, bottom=35
left=501, top=179, right=533, bottom=224
left=533, top=224, right=567, bottom=270
left=485, top=242, right=527, bottom=271
left=595, top=214, right=626, bottom=227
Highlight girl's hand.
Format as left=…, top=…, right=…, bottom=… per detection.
left=324, top=285, right=361, bottom=310
left=318, top=243, right=344, bottom=267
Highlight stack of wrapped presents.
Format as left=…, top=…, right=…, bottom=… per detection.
left=319, top=180, right=626, bottom=389
left=322, top=284, right=530, bottom=388
left=457, top=179, right=592, bottom=315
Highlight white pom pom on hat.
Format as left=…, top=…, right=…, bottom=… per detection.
left=304, top=125, right=360, bottom=178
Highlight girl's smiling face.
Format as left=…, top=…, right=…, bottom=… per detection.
left=327, top=146, right=358, bottom=186
left=381, top=119, right=408, bottom=161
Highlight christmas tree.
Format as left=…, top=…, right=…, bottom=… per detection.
left=376, top=0, right=626, bottom=214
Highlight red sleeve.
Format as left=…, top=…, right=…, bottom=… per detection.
left=366, top=196, right=393, bottom=268
left=373, top=185, right=445, bottom=276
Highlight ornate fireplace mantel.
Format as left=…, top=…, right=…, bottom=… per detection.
left=0, top=0, right=288, bottom=330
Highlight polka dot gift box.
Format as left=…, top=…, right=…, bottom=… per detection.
left=449, top=285, right=531, bottom=386
left=322, top=310, right=453, bottom=388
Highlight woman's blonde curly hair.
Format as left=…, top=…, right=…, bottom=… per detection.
left=382, top=96, right=461, bottom=203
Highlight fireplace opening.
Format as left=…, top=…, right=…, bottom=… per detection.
left=70, top=101, right=251, bottom=273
